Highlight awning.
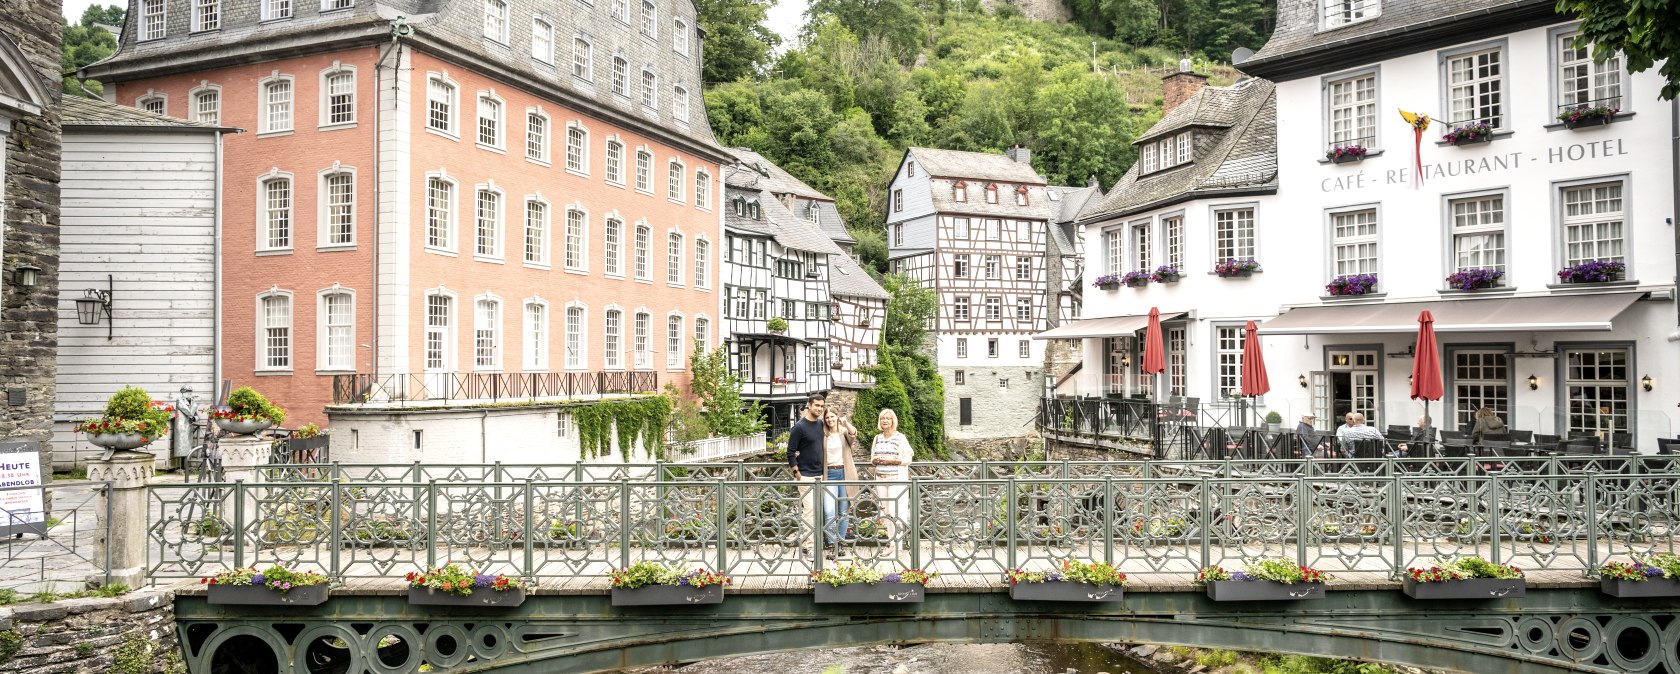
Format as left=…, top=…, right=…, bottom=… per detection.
left=1033, top=312, right=1186, bottom=339
left=1257, top=292, right=1646, bottom=335
left=731, top=332, right=812, bottom=345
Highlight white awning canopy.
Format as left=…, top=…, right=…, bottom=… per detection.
left=1256, top=292, right=1646, bottom=335
left=1033, top=312, right=1187, bottom=339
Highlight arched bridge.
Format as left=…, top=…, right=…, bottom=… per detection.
left=148, top=457, right=1680, bottom=673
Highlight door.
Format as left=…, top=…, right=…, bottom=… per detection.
left=423, top=294, right=453, bottom=399
left=1310, top=372, right=1330, bottom=429
left=959, top=398, right=973, bottom=426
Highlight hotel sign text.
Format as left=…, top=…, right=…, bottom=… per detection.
left=1320, top=139, right=1629, bottom=193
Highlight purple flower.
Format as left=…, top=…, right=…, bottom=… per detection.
left=1644, top=566, right=1663, bottom=578
left=1230, top=571, right=1251, bottom=582
left=250, top=574, right=265, bottom=587
left=474, top=574, right=496, bottom=588
left=1326, top=274, right=1378, bottom=296
left=1046, top=572, right=1064, bottom=582
left=882, top=573, right=903, bottom=583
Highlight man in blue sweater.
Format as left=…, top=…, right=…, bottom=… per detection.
left=786, top=392, right=827, bottom=556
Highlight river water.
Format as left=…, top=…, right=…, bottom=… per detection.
left=635, top=642, right=1157, bottom=674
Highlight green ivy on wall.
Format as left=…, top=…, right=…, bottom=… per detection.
left=573, top=395, right=674, bottom=460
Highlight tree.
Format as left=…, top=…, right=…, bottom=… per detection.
left=805, top=0, right=926, bottom=64
left=880, top=273, right=937, bottom=352
left=1558, top=0, right=1680, bottom=100
left=62, top=6, right=123, bottom=99
left=850, top=228, right=889, bottom=275
left=687, top=346, right=767, bottom=437
left=694, top=0, right=780, bottom=83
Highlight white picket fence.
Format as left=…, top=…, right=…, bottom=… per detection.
left=672, top=433, right=767, bottom=463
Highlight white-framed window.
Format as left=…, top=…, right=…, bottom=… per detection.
left=634, top=223, right=651, bottom=279
left=954, top=217, right=969, bottom=239
left=524, top=300, right=548, bottom=370
left=483, top=0, right=509, bottom=42
left=694, top=237, right=709, bottom=288
left=424, top=292, right=454, bottom=372
left=526, top=110, right=549, bottom=163
left=673, top=85, right=689, bottom=122
left=953, top=254, right=968, bottom=278
left=612, top=0, right=629, bottom=23
left=641, top=69, right=658, bottom=109
left=894, top=224, right=902, bottom=245
left=318, top=290, right=354, bottom=371
left=605, top=140, right=625, bottom=184
left=1015, top=186, right=1028, bottom=206
left=138, top=93, right=166, bottom=117
left=191, top=86, right=220, bottom=124
left=1164, top=215, right=1183, bottom=269
left=322, top=0, right=352, bottom=9
left=477, top=93, right=504, bottom=148
left=1448, top=193, right=1505, bottom=275
left=604, top=309, right=623, bottom=369
left=635, top=150, right=652, bottom=192
left=565, top=305, right=585, bottom=369
left=1019, top=340, right=1031, bottom=358
left=524, top=198, right=549, bottom=266
left=988, top=338, right=999, bottom=358
left=1564, top=347, right=1631, bottom=438
left=320, top=169, right=355, bottom=246
left=426, top=174, right=457, bottom=251
left=667, top=232, right=683, bottom=285
left=1213, top=207, right=1255, bottom=262
left=564, top=207, right=586, bottom=271
left=532, top=19, right=554, bottom=62
left=605, top=217, right=624, bottom=276
left=571, top=37, right=591, bottom=79
left=1016, top=297, right=1031, bottom=322
left=140, top=0, right=166, bottom=40
left=956, top=338, right=968, bottom=358
left=694, top=317, right=708, bottom=354
left=695, top=169, right=710, bottom=209
left=1015, top=256, right=1030, bottom=280
left=193, top=0, right=219, bottom=31
left=1447, top=48, right=1503, bottom=128
left=260, top=75, right=293, bottom=133
left=258, top=292, right=293, bottom=370
left=1323, top=0, right=1378, bottom=29
left=1104, top=230, right=1122, bottom=274
left=1130, top=220, right=1151, bottom=272
left=634, top=311, right=651, bottom=368
left=1328, top=73, right=1376, bottom=147
left=953, top=296, right=970, bottom=321
left=893, top=189, right=903, bottom=212
left=475, top=185, right=503, bottom=259
left=612, top=56, right=629, bottom=97
left=666, top=315, right=684, bottom=369
left=985, top=183, right=999, bottom=204
left=1558, top=31, right=1623, bottom=112
left=983, top=254, right=998, bottom=279
left=985, top=297, right=1001, bottom=320
left=674, top=17, right=689, bottom=55
left=263, top=0, right=292, bottom=20
left=1141, top=142, right=1157, bottom=173
left=1331, top=207, right=1379, bottom=277
left=1176, top=132, right=1191, bottom=164
left=1561, top=180, right=1625, bottom=267
left=640, top=0, right=657, bottom=38
left=474, top=297, right=502, bottom=370
left=259, top=174, right=293, bottom=251
left=1214, top=325, right=1243, bottom=397
left=1152, top=133, right=1187, bottom=171
left=427, top=75, right=457, bottom=135
left=566, top=124, right=587, bottom=173
left=320, top=67, right=356, bottom=126
left=667, top=161, right=684, bottom=201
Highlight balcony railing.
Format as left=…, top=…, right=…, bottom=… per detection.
left=331, top=371, right=660, bottom=405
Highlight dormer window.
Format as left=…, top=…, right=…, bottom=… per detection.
left=1014, top=185, right=1028, bottom=206
left=953, top=181, right=967, bottom=202
left=984, top=183, right=998, bottom=204
left=748, top=200, right=761, bottom=219
left=1323, top=0, right=1379, bottom=29
left=1141, top=131, right=1191, bottom=174
left=732, top=197, right=745, bottom=216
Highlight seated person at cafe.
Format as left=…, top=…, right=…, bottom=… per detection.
left=1336, top=412, right=1385, bottom=456
left=1296, top=414, right=1327, bottom=458
left=1393, top=415, right=1435, bottom=457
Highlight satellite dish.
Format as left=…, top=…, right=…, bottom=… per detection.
left=1231, top=47, right=1254, bottom=65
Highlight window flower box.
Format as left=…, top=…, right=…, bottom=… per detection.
left=1091, top=273, right=1122, bottom=291
left=1195, top=560, right=1328, bottom=602
left=1325, top=274, right=1378, bottom=296
left=1150, top=265, right=1181, bottom=284
left=1557, top=260, right=1626, bottom=284
left=408, top=586, right=527, bottom=607
left=1443, top=122, right=1493, bottom=146
left=406, top=565, right=526, bottom=607
left=203, top=566, right=331, bottom=606
left=1403, top=557, right=1525, bottom=599
left=811, top=565, right=935, bottom=604
left=1326, top=145, right=1368, bottom=164
left=1006, top=561, right=1126, bottom=603
left=1213, top=258, right=1260, bottom=278
left=1121, top=271, right=1151, bottom=288
left=1600, top=557, right=1680, bottom=597
left=1446, top=268, right=1504, bottom=291
left=770, top=377, right=791, bottom=386
left=609, top=562, right=730, bottom=606
left=1559, top=105, right=1619, bottom=130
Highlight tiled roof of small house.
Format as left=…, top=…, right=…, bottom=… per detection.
left=828, top=252, right=888, bottom=300
left=726, top=148, right=827, bottom=200
left=60, top=95, right=225, bottom=130
left=907, top=147, right=1045, bottom=184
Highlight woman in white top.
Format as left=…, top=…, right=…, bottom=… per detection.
left=822, top=409, right=860, bottom=550
left=870, top=408, right=914, bottom=544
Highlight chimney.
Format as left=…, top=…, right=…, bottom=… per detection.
left=1162, top=58, right=1209, bottom=115
left=1005, top=144, right=1031, bottom=166
left=1087, top=174, right=1099, bottom=188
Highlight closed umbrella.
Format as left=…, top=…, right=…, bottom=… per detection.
left=1141, top=307, right=1166, bottom=375
left=1240, top=320, right=1270, bottom=397
left=1410, top=310, right=1444, bottom=422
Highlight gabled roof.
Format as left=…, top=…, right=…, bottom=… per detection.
left=1134, top=80, right=1247, bottom=145
left=1080, top=79, right=1276, bottom=223
left=761, top=194, right=843, bottom=255
left=828, top=252, right=888, bottom=300
left=60, top=95, right=226, bottom=130
left=1240, top=0, right=1557, bottom=81
left=726, top=147, right=828, bottom=201
left=906, top=147, right=1044, bottom=184
left=809, top=199, right=854, bottom=244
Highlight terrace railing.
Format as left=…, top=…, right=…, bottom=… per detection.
left=331, top=371, right=659, bottom=405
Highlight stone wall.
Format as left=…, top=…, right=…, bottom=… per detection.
left=0, top=0, right=64, bottom=467
left=943, top=365, right=1042, bottom=453
left=0, top=588, right=181, bottom=674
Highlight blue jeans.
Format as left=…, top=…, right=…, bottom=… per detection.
left=824, top=467, right=849, bottom=542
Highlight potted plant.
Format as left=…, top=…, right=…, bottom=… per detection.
left=1403, top=556, right=1525, bottom=599
left=1121, top=270, right=1151, bottom=288
left=1006, top=560, right=1126, bottom=602
left=74, top=386, right=174, bottom=451
left=1557, top=259, right=1626, bottom=284
left=766, top=316, right=789, bottom=334
left=212, top=386, right=286, bottom=435
left=1213, top=258, right=1261, bottom=278
left=1325, top=274, right=1378, bottom=296
left=1446, top=268, right=1504, bottom=291
left=1091, top=273, right=1122, bottom=290
left=1326, top=145, right=1368, bottom=164
left=811, top=564, right=937, bottom=604
left=609, top=561, right=730, bottom=606
left=1264, top=411, right=1283, bottom=432
left=1600, top=554, right=1680, bottom=597
left=1442, top=121, right=1492, bottom=146
left=1195, top=559, right=1329, bottom=601
left=203, top=565, right=330, bottom=606
left=406, top=564, right=527, bottom=606
left=1150, top=265, right=1182, bottom=284
left=770, top=376, right=791, bottom=387
left=1558, top=105, right=1619, bottom=129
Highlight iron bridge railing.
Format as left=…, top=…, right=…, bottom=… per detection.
left=331, top=371, right=660, bottom=405
left=146, top=457, right=1680, bottom=585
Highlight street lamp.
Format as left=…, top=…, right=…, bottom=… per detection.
left=75, top=274, right=114, bottom=340
left=1527, top=374, right=1539, bottom=390
left=11, top=263, right=39, bottom=288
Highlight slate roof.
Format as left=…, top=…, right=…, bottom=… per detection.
left=1240, top=0, right=1556, bottom=80
left=1079, top=79, right=1276, bottom=223
left=828, top=252, right=888, bottom=300
left=726, top=148, right=828, bottom=201
left=760, top=194, right=843, bottom=255
left=60, top=95, right=227, bottom=130
left=907, top=147, right=1045, bottom=184
left=809, top=200, right=855, bottom=244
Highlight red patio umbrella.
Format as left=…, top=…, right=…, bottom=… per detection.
left=1141, top=307, right=1166, bottom=375
left=1240, top=320, right=1270, bottom=397
left=1410, top=310, right=1444, bottom=420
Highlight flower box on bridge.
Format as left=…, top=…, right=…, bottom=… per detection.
left=1601, top=577, right=1680, bottom=598
left=1009, top=581, right=1124, bottom=603
left=407, top=586, right=527, bottom=607
left=610, top=585, right=725, bottom=606
left=1205, top=580, right=1325, bottom=601
left=207, top=584, right=330, bottom=606
left=813, top=581, right=927, bottom=604
left=1403, top=577, right=1525, bottom=600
